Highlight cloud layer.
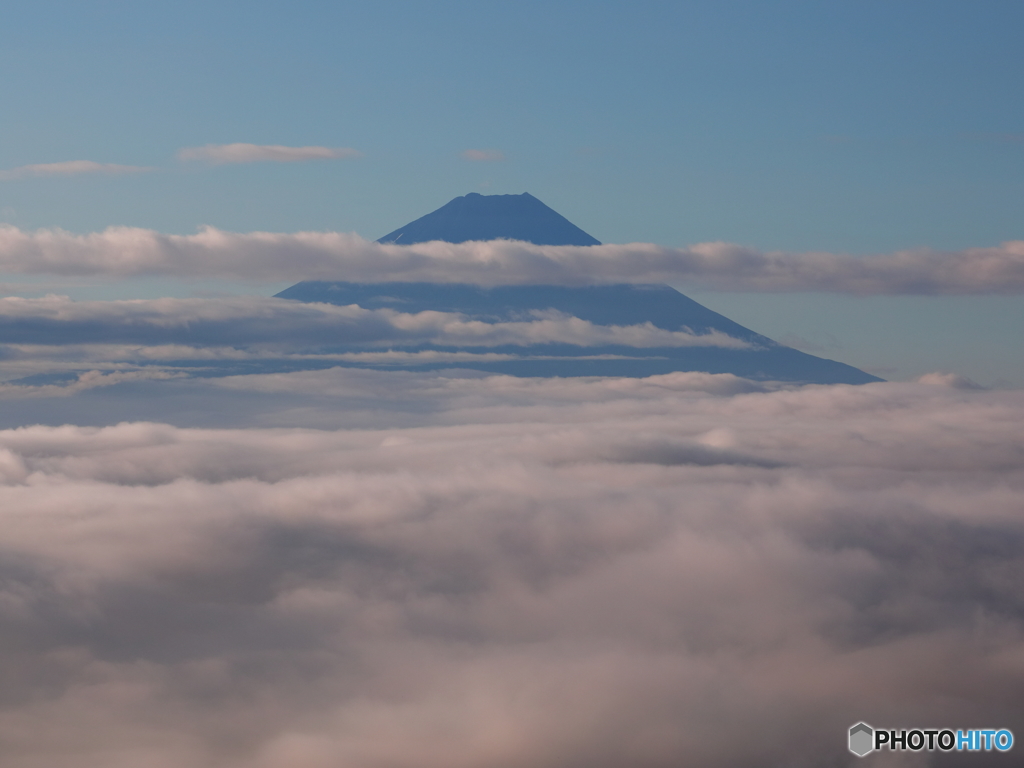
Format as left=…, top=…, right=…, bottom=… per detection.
left=0, top=294, right=749, bottom=350
left=0, top=373, right=1022, bottom=767
left=1, top=226, right=1023, bottom=293
left=0, top=161, right=154, bottom=180
left=177, top=144, right=362, bottom=164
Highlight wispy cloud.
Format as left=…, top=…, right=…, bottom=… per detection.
left=177, top=143, right=362, bottom=164
left=0, top=295, right=751, bottom=351
left=0, top=226, right=1023, bottom=294
left=0, top=368, right=181, bottom=398
left=461, top=148, right=505, bottom=161
left=0, top=160, right=154, bottom=180
left=959, top=131, right=1024, bottom=144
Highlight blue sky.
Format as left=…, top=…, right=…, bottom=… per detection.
left=1, top=0, right=1022, bottom=383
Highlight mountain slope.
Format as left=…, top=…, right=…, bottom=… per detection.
left=275, top=282, right=880, bottom=384
left=276, top=194, right=881, bottom=384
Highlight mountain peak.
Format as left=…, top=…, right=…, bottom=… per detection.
left=377, top=192, right=601, bottom=246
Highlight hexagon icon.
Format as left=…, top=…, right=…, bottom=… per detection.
left=849, top=722, right=874, bottom=757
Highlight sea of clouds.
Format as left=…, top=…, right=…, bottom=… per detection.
left=1, top=229, right=1022, bottom=767
left=0, top=366, right=1022, bottom=767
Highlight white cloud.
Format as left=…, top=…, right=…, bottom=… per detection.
left=0, top=160, right=154, bottom=180
left=177, top=143, right=362, bottom=164
left=0, top=226, right=1022, bottom=293
left=0, top=378, right=1021, bottom=766
left=916, top=371, right=985, bottom=389
left=461, top=149, right=505, bottom=161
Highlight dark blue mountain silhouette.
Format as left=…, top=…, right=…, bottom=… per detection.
left=277, top=194, right=881, bottom=385
left=276, top=281, right=880, bottom=384
left=378, top=192, right=601, bottom=245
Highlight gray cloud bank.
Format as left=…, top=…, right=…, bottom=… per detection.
left=1, top=226, right=1023, bottom=293
left=0, top=371, right=1022, bottom=766
left=0, top=295, right=748, bottom=351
